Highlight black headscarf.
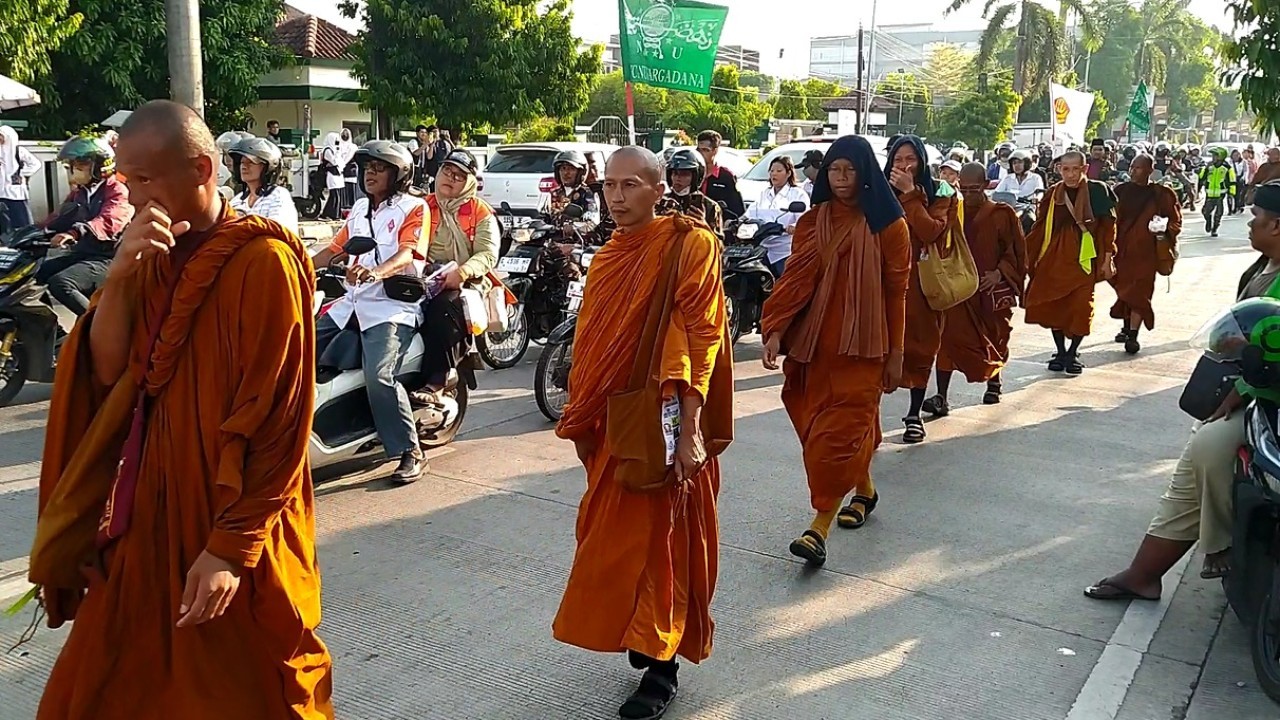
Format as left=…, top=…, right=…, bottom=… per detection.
left=810, top=135, right=904, bottom=235
left=885, top=134, right=937, bottom=206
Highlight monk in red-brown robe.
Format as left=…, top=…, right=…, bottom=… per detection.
left=760, top=135, right=911, bottom=566
left=927, top=162, right=1027, bottom=411
left=886, top=135, right=959, bottom=444
left=30, top=101, right=332, bottom=720
left=553, top=147, right=733, bottom=720
left=1024, top=150, right=1118, bottom=375
left=1110, top=154, right=1182, bottom=354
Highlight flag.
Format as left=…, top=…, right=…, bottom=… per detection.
left=1127, top=81, right=1152, bottom=135
left=1049, top=83, right=1095, bottom=145
left=618, top=0, right=729, bottom=95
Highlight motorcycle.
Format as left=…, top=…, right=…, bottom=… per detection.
left=0, top=226, right=61, bottom=406
left=721, top=201, right=806, bottom=344
left=991, top=190, right=1042, bottom=236
left=532, top=239, right=600, bottom=422
left=309, top=235, right=475, bottom=474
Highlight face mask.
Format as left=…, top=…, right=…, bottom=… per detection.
left=674, top=186, right=691, bottom=196
left=69, top=166, right=94, bottom=186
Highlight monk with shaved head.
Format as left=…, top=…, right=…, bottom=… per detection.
left=553, top=145, right=733, bottom=719
left=30, top=100, right=332, bottom=718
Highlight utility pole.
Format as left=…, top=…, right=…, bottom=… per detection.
left=165, top=0, right=205, bottom=118
left=866, top=0, right=879, bottom=134
left=855, top=26, right=865, bottom=134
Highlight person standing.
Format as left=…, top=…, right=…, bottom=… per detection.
left=798, top=149, right=824, bottom=196
left=696, top=130, right=746, bottom=219
left=1199, top=149, right=1235, bottom=236
left=265, top=120, right=282, bottom=144
left=886, top=134, right=959, bottom=444
left=926, top=163, right=1026, bottom=413
left=1232, top=148, right=1251, bottom=213
left=318, top=132, right=346, bottom=220
left=1254, top=147, right=1280, bottom=187
left=339, top=128, right=360, bottom=211
left=552, top=146, right=732, bottom=720
left=1023, top=150, right=1118, bottom=376
left=759, top=135, right=911, bottom=565
left=30, top=99, right=332, bottom=719
left=409, top=124, right=433, bottom=189
left=1110, top=155, right=1182, bottom=355
left=0, top=125, right=39, bottom=233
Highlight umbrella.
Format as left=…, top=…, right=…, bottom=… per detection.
left=102, top=110, right=132, bottom=128
left=0, top=74, right=41, bottom=112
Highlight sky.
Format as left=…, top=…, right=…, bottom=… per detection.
left=293, top=0, right=1235, bottom=79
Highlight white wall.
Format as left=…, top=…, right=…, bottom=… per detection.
left=18, top=142, right=71, bottom=222
left=246, top=100, right=373, bottom=140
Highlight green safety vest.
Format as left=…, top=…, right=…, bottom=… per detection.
left=1200, top=164, right=1237, bottom=198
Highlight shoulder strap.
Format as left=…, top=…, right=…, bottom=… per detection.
left=626, top=231, right=688, bottom=392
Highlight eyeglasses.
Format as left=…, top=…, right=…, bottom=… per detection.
left=439, top=165, right=469, bottom=182
left=365, top=160, right=394, bottom=174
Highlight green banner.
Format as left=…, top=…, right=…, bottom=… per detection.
left=1127, top=81, right=1151, bottom=134
left=618, top=0, right=729, bottom=95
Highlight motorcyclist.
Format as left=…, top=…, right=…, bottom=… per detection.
left=311, top=140, right=429, bottom=483
left=993, top=149, right=1045, bottom=199
left=656, top=147, right=722, bottom=236
left=584, top=156, right=614, bottom=243
left=948, top=142, right=971, bottom=163
left=1199, top=147, right=1236, bottom=237
left=34, top=135, right=134, bottom=316
left=547, top=150, right=599, bottom=238
left=1153, top=142, right=1173, bottom=175
left=227, top=136, right=299, bottom=235
left=987, top=142, right=1014, bottom=181
left=1116, top=145, right=1138, bottom=173
left=215, top=130, right=253, bottom=189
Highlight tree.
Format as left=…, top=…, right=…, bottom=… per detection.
left=922, top=43, right=977, bottom=103
left=580, top=70, right=673, bottom=121
left=934, top=78, right=1021, bottom=150
left=710, top=65, right=747, bottom=104
left=0, top=0, right=81, bottom=85
left=342, top=0, right=599, bottom=129
left=772, top=79, right=809, bottom=120
left=507, top=117, right=577, bottom=144
left=664, top=94, right=771, bottom=147
left=1130, top=0, right=1190, bottom=88
left=738, top=70, right=777, bottom=99
left=946, top=0, right=1093, bottom=100
left=21, top=0, right=285, bottom=135
left=801, top=78, right=844, bottom=121
left=1221, top=0, right=1280, bottom=134
left=875, top=71, right=933, bottom=136
left=1085, top=90, right=1110, bottom=139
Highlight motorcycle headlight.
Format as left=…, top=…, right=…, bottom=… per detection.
left=738, top=223, right=757, bottom=239
left=512, top=228, right=533, bottom=244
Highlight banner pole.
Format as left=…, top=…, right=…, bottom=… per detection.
left=625, top=81, right=638, bottom=146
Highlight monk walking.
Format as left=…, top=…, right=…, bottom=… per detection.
left=886, top=135, right=959, bottom=443
left=1024, top=150, right=1118, bottom=375
left=759, top=135, right=912, bottom=566
left=925, top=163, right=1027, bottom=412
left=552, top=146, right=733, bottom=720
left=1111, top=154, right=1182, bottom=355
left=29, top=101, right=332, bottom=719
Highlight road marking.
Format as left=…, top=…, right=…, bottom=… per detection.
left=0, top=556, right=31, bottom=606
left=1065, top=551, right=1194, bottom=720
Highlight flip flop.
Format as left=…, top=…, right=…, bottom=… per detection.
left=1201, top=554, right=1232, bottom=580
left=619, top=669, right=679, bottom=720
left=1083, top=578, right=1160, bottom=602
left=837, top=493, right=879, bottom=529
left=788, top=530, right=827, bottom=567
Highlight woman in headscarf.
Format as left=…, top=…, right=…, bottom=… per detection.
left=0, top=125, right=39, bottom=233
left=339, top=128, right=360, bottom=211
left=319, top=131, right=346, bottom=220
left=885, top=134, right=961, bottom=444
left=759, top=135, right=912, bottom=566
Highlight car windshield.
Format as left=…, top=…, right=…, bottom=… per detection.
left=744, top=144, right=889, bottom=181
left=486, top=150, right=557, bottom=174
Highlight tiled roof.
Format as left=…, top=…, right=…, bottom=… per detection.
left=275, top=4, right=356, bottom=61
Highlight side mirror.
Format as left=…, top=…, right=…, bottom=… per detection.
left=500, top=201, right=513, bottom=213
left=344, top=235, right=377, bottom=256
left=563, top=203, right=585, bottom=219
left=786, top=201, right=808, bottom=214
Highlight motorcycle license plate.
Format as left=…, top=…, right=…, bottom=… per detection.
left=568, top=296, right=584, bottom=313
left=567, top=280, right=586, bottom=299
left=581, top=253, right=595, bottom=268
left=725, top=245, right=753, bottom=258
left=497, top=256, right=532, bottom=273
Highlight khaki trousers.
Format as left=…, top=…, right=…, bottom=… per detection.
left=1146, top=414, right=1245, bottom=555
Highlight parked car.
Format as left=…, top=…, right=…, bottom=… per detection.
left=477, top=142, right=616, bottom=217
left=738, top=136, right=942, bottom=208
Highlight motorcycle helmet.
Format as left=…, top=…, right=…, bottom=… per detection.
left=996, top=141, right=1015, bottom=157
left=1192, top=297, right=1280, bottom=387
left=553, top=150, right=588, bottom=185
left=229, top=137, right=284, bottom=192
left=57, top=135, right=115, bottom=179
left=353, top=140, right=414, bottom=193
left=665, top=147, right=706, bottom=190
left=1155, top=141, right=1171, bottom=155
left=1008, top=149, right=1033, bottom=172
left=216, top=131, right=253, bottom=153
left=1210, top=146, right=1229, bottom=161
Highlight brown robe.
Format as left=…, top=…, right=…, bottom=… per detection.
left=1024, top=181, right=1118, bottom=338
left=938, top=200, right=1026, bottom=383
left=900, top=188, right=959, bottom=388
left=1109, top=182, right=1182, bottom=330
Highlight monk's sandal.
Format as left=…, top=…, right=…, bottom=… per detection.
left=921, top=395, right=950, bottom=417
left=902, top=416, right=926, bottom=444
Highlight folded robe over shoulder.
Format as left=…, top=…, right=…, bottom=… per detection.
left=1024, top=179, right=1117, bottom=338
left=30, top=211, right=333, bottom=720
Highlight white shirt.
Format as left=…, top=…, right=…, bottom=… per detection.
left=745, top=184, right=810, bottom=263
left=994, top=172, right=1044, bottom=198
left=0, top=127, right=39, bottom=202
left=320, top=146, right=346, bottom=190
left=802, top=179, right=814, bottom=197
left=325, top=193, right=430, bottom=330
left=230, top=185, right=300, bottom=236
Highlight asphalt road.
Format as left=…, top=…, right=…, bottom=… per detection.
left=1, top=210, right=1278, bottom=718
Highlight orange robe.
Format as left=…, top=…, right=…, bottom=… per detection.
left=938, top=200, right=1026, bottom=383
left=30, top=211, right=333, bottom=719
left=760, top=203, right=912, bottom=513
left=1110, top=182, right=1181, bottom=330
left=900, top=189, right=958, bottom=388
left=553, top=215, right=731, bottom=664
left=1024, top=182, right=1118, bottom=338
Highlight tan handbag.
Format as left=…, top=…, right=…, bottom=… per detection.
left=917, top=199, right=979, bottom=311
left=1156, top=233, right=1178, bottom=277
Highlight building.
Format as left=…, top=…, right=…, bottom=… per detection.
left=809, top=24, right=984, bottom=85
left=602, top=35, right=760, bottom=72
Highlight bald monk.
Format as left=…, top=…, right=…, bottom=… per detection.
left=885, top=134, right=959, bottom=444
left=552, top=146, right=733, bottom=720
left=760, top=135, right=911, bottom=565
left=1111, top=154, right=1182, bottom=355
left=1024, top=150, right=1118, bottom=375
left=926, top=163, right=1027, bottom=412
left=29, top=100, right=332, bottom=719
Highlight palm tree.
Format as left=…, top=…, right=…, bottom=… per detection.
left=945, top=0, right=1093, bottom=99
left=1130, top=0, right=1190, bottom=89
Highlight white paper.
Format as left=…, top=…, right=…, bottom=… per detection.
left=1148, top=215, right=1169, bottom=233
left=662, top=397, right=681, bottom=467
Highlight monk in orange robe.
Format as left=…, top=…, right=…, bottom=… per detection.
left=1110, top=154, right=1182, bottom=355
left=760, top=135, right=911, bottom=566
left=553, top=147, right=733, bottom=720
left=1024, top=150, right=1118, bottom=375
left=885, top=135, right=959, bottom=444
left=29, top=101, right=332, bottom=719
left=926, top=162, right=1027, bottom=412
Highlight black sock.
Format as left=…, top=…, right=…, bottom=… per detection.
left=936, top=370, right=953, bottom=400
left=1129, top=325, right=1140, bottom=339
left=908, top=387, right=926, bottom=417
left=989, top=372, right=1002, bottom=391
left=628, top=650, right=653, bottom=670
left=1052, top=330, right=1066, bottom=355
left=1067, top=336, right=1083, bottom=356
left=648, top=658, right=679, bottom=681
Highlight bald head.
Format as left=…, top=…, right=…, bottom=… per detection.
left=607, top=146, right=662, bottom=185
left=603, top=145, right=666, bottom=231
left=116, top=100, right=223, bottom=232
left=120, top=100, right=218, bottom=158
left=959, top=162, right=988, bottom=185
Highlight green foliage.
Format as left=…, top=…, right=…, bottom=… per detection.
left=738, top=70, right=776, bottom=98
left=507, top=117, right=577, bottom=144
left=948, top=0, right=1092, bottom=100
left=710, top=65, right=748, bottom=104
left=580, top=70, right=675, bottom=121
left=1085, top=90, right=1110, bottom=138
left=20, top=0, right=286, bottom=135
left=0, top=0, right=82, bottom=85
left=342, top=0, right=599, bottom=129
left=933, top=77, right=1021, bottom=151
left=663, top=94, right=770, bottom=147
left=875, top=71, right=933, bottom=136
left=772, top=79, right=809, bottom=120
left=922, top=43, right=977, bottom=102
left=1221, top=0, right=1280, bottom=135
left=801, top=78, right=844, bottom=121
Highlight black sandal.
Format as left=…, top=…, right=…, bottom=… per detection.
left=1047, top=354, right=1066, bottom=372
left=902, top=416, right=926, bottom=444
left=1083, top=578, right=1160, bottom=602
left=837, top=493, right=879, bottom=529
left=1124, top=337, right=1141, bottom=355
left=982, top=383, right=1002, bottom=404
left=921, top=394, right=950, bottom=417
left=1114, top=329, right=1130, bottom=343
left=619, top=668, right=679, bottom=720
left=788, top=530, right=827, bottom=567
left=1065, top=355, right=1084, bottom=376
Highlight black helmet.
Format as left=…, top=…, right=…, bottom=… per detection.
left=354, top=140, right=414, bottom=193
left=57, top=135, right=115, bottom=179
left=229, top=137, right=284, bottom=193
left=553, top=150, right=588, bottom=185
left=665, top=147, right=706, bottom=190
left=440, top=148, right=479, bottom=176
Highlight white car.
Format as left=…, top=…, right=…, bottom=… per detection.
left=478, top=142, right=616, bottom=217
left=739, top=136, right=943, bottom=208
left=661, top=145, right=755, bottom=180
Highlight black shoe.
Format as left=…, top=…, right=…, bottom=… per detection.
left=1125, top=337, right=1141, bottom=355
left=389, top=450, right=425, bottom=484
left=1114, top=329, right=1131, bottom=343
left=1047, top=354, right=1066, bottom=372
left=1211, top=230, right=1219, bottom=237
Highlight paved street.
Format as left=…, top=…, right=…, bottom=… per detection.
left=2, top=211, right=1279, bottom=718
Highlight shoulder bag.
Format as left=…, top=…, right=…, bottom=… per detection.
left=918, top=198, right=979, bottom=311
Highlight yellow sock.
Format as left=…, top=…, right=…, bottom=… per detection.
left=809, top=508, right=838, bottom=540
